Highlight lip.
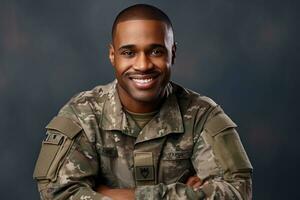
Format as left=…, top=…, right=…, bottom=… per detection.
left=128, top=73, right=159, bottom=90
left=128, top=72, right=160, bottom=79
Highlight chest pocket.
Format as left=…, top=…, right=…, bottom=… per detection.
left=33, top=116, right=82, bottom=181
left=159, top=149, right=194, bottom=184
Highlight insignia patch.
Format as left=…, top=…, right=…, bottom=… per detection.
left=135, top=166, right=154, bottom=181
left=134, top=151, right=155, bottom=183
left=141, top=167, right=149, bottom=178
left=163, top=150, right=191, bottom=160
left=43, top=132, right=64, bottom=145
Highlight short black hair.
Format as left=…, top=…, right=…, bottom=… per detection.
left=111, top=4, right=173, bottom=40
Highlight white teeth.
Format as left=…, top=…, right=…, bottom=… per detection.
left=132, top=78, right=153, bottom=84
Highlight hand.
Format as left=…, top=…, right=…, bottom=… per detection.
left=96, top=185, right=135, bottom=200
left=185, top=175, right=203, bottom=190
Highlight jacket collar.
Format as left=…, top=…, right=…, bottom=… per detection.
left=101, top=81, right=184, bottom=141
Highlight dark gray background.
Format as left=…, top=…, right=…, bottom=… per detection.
left=1, top=0, right=299, bottom=199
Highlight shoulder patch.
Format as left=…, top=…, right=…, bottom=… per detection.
left=46, top=116, right=82, bottom=139
left=205, top=113, right=237, bottom=136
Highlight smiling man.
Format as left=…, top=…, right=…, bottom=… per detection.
left=110, top=8, right=175, bottom=113
left=33, top=4, right=253, bottom=200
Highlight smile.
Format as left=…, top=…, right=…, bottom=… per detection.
left=132, top=78, right=153, bottom=84
left=129, top=75, right=158, bottom=90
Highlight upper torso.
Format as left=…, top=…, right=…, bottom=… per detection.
left=58, top=80, right=217, bottom=188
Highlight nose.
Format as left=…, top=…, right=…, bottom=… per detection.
left=133, top=52, right=153, bottom=71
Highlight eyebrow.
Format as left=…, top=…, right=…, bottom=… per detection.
left=118, top=44, right=167, bottom=52
left=118, top=44, right=135, bottom=51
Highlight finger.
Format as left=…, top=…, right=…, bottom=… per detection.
left=96, top=185, right=110, bottom=193
left=186, top=176, right=197, bottom=186
left=192, top=180, right=203, bottom=189
left=186, top=176, right=200, bottom=186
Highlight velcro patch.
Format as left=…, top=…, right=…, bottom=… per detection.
left=162, top=150, right=191, bottom=160
left=135, top=166, right=154, bottom=181
left=44, top=132, right=64, bottom=145
left=134, top=152, right=155, bottom=182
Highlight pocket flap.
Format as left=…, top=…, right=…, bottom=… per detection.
left=46, top=116, right=82, bottom=139
left=205, top=113, right=237, bottom=137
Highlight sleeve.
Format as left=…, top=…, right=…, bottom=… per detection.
left=33, top=115, right=112, bottom=200
left=135, top=105, right=253, bottom=200
left=191, top=105, right=253, bottom=199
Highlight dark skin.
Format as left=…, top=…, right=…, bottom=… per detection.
left=109, top=19, right=174, bottom=113
left=96, top=19, right=203, bottom=199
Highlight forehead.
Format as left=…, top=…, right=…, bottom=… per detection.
left=113, top=19, right=173, bottom=46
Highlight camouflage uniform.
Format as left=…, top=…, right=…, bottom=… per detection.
left=33, top=80, right=253, bottom=199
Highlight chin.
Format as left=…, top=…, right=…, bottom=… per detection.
left=132, top=92, right=161, bottom=103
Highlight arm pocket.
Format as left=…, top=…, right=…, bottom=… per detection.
left=33, top=138, right=61, bottom=180
left=33, top=131, right=75, bottom=181
left=213, top=129, right=253, bottom=173
left=203, top=113, right=252, bottom=174
left=33, top=116, right=83, bottom=181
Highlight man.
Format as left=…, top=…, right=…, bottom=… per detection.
left=33, top=4, right=253, bottom=200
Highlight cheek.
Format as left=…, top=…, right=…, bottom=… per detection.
left=152, top=59, right=171, bottom=72
left=152, top=53, right=172, bottom=68
left=114, top=58, right=132, bottom=74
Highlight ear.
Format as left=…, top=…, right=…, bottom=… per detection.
left=171, top=42, right=177, bottom=65
left=109, top=44, right=115, bottom=66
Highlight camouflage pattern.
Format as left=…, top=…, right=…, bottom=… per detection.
left=33, top=80, right=253, bottom=199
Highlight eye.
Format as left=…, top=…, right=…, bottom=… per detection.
left=120, top=50, right=135, bottom=57
left=150, top=48, right=164, bottom=57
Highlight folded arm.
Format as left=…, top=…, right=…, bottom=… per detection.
left=132, top=105, right=253, bottom=199
left=33, top=115, right=111, bottom=200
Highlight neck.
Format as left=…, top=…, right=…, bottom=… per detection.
left=117, top=85, right=164, bottom=113
left=123, top=99, right=162, bottom=113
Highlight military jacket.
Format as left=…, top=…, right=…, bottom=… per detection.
left=33, top=80, right=253, bottom=199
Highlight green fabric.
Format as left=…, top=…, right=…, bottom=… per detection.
left=46, top=116, right=82, bottom=139
left=34, top=80, right=253, bottom=200
left=33, top=142, right=61, bottom=179
left=125, top=109, right=158, bottom=129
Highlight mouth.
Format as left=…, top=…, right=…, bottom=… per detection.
left=128, top=73, right=159, bottom=89
left=132, top=77, right=153, bottom=84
